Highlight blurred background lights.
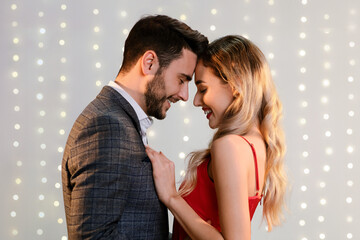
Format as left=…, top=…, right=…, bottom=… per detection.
left=37, top=229, right=43, bottom=235
left=13, top=55, right=19, bottom=62
left=180, top=14, right=187, bottom=21
left=13, top=141, right=19, bottom=147
left=299, top=220, right=306, bottom=226
left=300, top=16, right=307, bottom=23
left=37, top=59, right=43, bottom=65
left=211, top=9, right=217, bottom=15
left=325, top=148, right=333, bottom=155
left=15, top=178, right=21, bottom=184
left=347, top=146, right=354, bottom=153
left=299, top=32, right=306, bottom=39
left=347, top=180, right=354, bottom=187
left=322, top=79, right=330, bottom=87
left=12, top=230, right=18, bottom=236
left=38, top=212, right=45, bottom=218
left=346, top=128, right=353, bottom=135
left=299, top=50, right=306, bottom=56
left=12, top=71, right=18, bottom=78
left=178, top=152, right=186, bottom=159
left=298, top=84, right=306, bottom=91
left=301, top=0, right=308, bottom=5
left=36, top=93, right=43, bottom=101
left=120, top=11, right=127, bottom=17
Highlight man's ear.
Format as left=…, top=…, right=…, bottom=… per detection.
left=141, top=50, right=159, bottom=75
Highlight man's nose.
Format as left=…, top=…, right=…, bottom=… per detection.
left=178, top=83, right=189, bottom=101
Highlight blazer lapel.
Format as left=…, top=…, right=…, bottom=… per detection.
left=97, top=86, right=142, bottom=134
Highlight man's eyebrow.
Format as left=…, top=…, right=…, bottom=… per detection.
left=195, top=79, right=204, bottom=85
left=179, top=73, right=192, bottom=81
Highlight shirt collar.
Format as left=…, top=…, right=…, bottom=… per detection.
left=107, top=81, right=153, bottom=126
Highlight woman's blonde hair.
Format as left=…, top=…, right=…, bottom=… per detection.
left=179, top=35, right=287, bottom=231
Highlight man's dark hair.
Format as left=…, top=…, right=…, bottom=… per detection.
left=119, top=15, right=208, bottom=74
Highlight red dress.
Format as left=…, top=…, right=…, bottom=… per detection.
left=172, top=136, right=262, bottom=239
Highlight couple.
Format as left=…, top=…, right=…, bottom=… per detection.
left=62, top=15, right=287, bottom=240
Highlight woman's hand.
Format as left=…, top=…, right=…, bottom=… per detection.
left=145, top=146, right=178, bottom=206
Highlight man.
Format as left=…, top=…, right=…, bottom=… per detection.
left=61, top=15, right=208, bottom=239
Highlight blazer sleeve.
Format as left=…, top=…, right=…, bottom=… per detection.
left=64, top=115, right=135, bottom=240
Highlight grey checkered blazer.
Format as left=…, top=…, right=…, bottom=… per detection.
left=62, top=86, right=169, bottom=239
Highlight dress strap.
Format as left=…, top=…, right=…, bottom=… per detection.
left=239, top=136, right=260, bottom=195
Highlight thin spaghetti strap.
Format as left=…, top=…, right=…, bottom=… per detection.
left=239, top=136, right=260, bottom=195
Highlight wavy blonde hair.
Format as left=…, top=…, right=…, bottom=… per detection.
left=179, top=35, right=287, bottom=231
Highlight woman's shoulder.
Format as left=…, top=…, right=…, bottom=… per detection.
left=212, top=134, right=251, bottom=151
left=211, top=134, right=253, bottom=161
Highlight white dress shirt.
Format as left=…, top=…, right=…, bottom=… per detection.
left=108, top=81, right=153, bottom=145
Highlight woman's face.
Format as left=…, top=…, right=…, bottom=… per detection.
left=193, top=61, right=234, bottom=129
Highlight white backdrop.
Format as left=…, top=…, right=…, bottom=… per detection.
left=1, top=0, right=359, bottom=239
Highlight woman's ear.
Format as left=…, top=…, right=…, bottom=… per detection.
left=141, top=50, right=159, bottom=75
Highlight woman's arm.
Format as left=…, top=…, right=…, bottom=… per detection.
left=211, top=135, right=253, bottom=240
left=146, top=147, right=223, bottom=240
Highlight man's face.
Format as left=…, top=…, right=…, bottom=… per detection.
left=144, top=49, right=197, bottom=119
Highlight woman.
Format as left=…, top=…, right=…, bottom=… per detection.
left=146, top=35, right=287, bottom=239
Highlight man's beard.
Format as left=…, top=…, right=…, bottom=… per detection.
left=144, top=71, right=168, bottom=119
